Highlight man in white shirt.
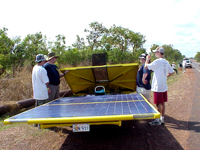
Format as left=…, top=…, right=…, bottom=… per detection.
left=182, top=59, right=186, bottom=73
left=145, top=47, right=174, bottom=125
left=172, top=62, right=178, bottom=74
left=32, top=54, right=51, bottom=106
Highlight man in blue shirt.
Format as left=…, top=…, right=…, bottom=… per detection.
left=44, top=52, right=68, bottom=102
left=136, top=53, right=151, bottom=101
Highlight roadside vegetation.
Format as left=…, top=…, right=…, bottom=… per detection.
left=194, top=52, right=200, bottom=62
left=1, top=21, right=184, bottom=77
left=0, top=117, right=19, bottom=131
left=0, top=21, right=184, bottom=105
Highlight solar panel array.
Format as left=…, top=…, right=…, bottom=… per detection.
left=10, top=94, right=157, bottom=120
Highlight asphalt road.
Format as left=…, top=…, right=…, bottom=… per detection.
left=187, top=61, right=200, bottom=150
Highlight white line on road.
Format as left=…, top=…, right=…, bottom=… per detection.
left=192, top=64, right=200, bottom=72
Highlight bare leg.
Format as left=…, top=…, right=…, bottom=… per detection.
left=160, top=103, right=165, bottom=117
left=156, top=103, right=165, bottom=117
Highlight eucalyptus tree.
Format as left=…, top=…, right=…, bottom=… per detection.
left=100, top=35, right=112, bottom=51
left=150, top=44, right=183, bottom=63
left=72, top=35, right=86, bottom=51
left=0, top=27, right=14, bottom=76
left=50, top=34, right=67, bottom=64
left=128, top=31, right=146, bottom=53
left=195, top=52, right=200, bottom=62
left=162, top=44, right=183, bottom=62
left=71, top=22, right=147, bottom=64
left=10, top=36, right=25, bottom=76
left=108, top=25, right=146, bottom=54
left=172, top=49, right=183, bottom=62
left=22, top=32, right=48, bottom=67
left=51, top=34, right=66, bottom=55
left=108, top=25, right=128, bottom=52
left=103, top=25, right=146, bottom=63
left=84, top=22, right=108, bottom=51
left=150, top=44, right=159, bottom=51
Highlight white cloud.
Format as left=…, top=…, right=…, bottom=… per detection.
left=1, top=0, right=200, bottom=57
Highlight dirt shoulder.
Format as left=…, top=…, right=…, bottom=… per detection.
left=0, top=68, right=196, bottom=150
left=164, top=68, right=195, bottom=150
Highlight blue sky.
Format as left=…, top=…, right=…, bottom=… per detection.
left=1, top=0, right=200, bottom=57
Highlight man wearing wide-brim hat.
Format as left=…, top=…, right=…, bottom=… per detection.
left=47, top=52, right=59, bottom=61
left=44, top=52, right=68, bottom=102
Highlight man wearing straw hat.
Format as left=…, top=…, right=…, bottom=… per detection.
left=44, top=52, right=68, bottom=102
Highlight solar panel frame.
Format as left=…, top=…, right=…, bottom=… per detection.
left=4, top=93, right=160, bottom=126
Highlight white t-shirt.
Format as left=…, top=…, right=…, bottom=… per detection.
left=32, top=65, right=49, bottom=100
left=182, top=60, right=186, bottom=67
left=147, top=58, right=174, bottom=92
left=172, top=63, right=176, bottom=69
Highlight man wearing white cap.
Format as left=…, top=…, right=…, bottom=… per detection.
left=136, top=53, right=151, bottom=101
left=145, top=47, right=174, bottom=126
left=32, top=54, right=50, bottom=106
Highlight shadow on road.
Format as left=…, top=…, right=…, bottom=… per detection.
left=57, top=120, right=184, bottom=150
left=165, top=115, right=200, bottom=133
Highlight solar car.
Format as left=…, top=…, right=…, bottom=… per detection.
left=4, top=63, right=160, bottom=132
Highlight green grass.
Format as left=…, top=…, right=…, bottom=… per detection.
left=32, top=129, right=49, bottom=137
left=167, top=72, right=181, bottom=85
left=0, top=116, right=20, bottom=131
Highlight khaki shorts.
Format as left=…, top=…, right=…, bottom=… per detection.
left=48, top=84, right=60, bottom=102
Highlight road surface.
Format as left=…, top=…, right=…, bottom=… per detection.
left=187, top=61, right=200, bottom=150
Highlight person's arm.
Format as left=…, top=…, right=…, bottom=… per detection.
left=167, top=72, right=174, bottom=77
left=167, top=63, right=175, bottom=77
left=145, top=55, right=151, bottom=69
left=142, top=73, right=148, bottom=84
left=46, top=82, right=51, bottom=94
left=59, top=70, right=69, bottom=78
